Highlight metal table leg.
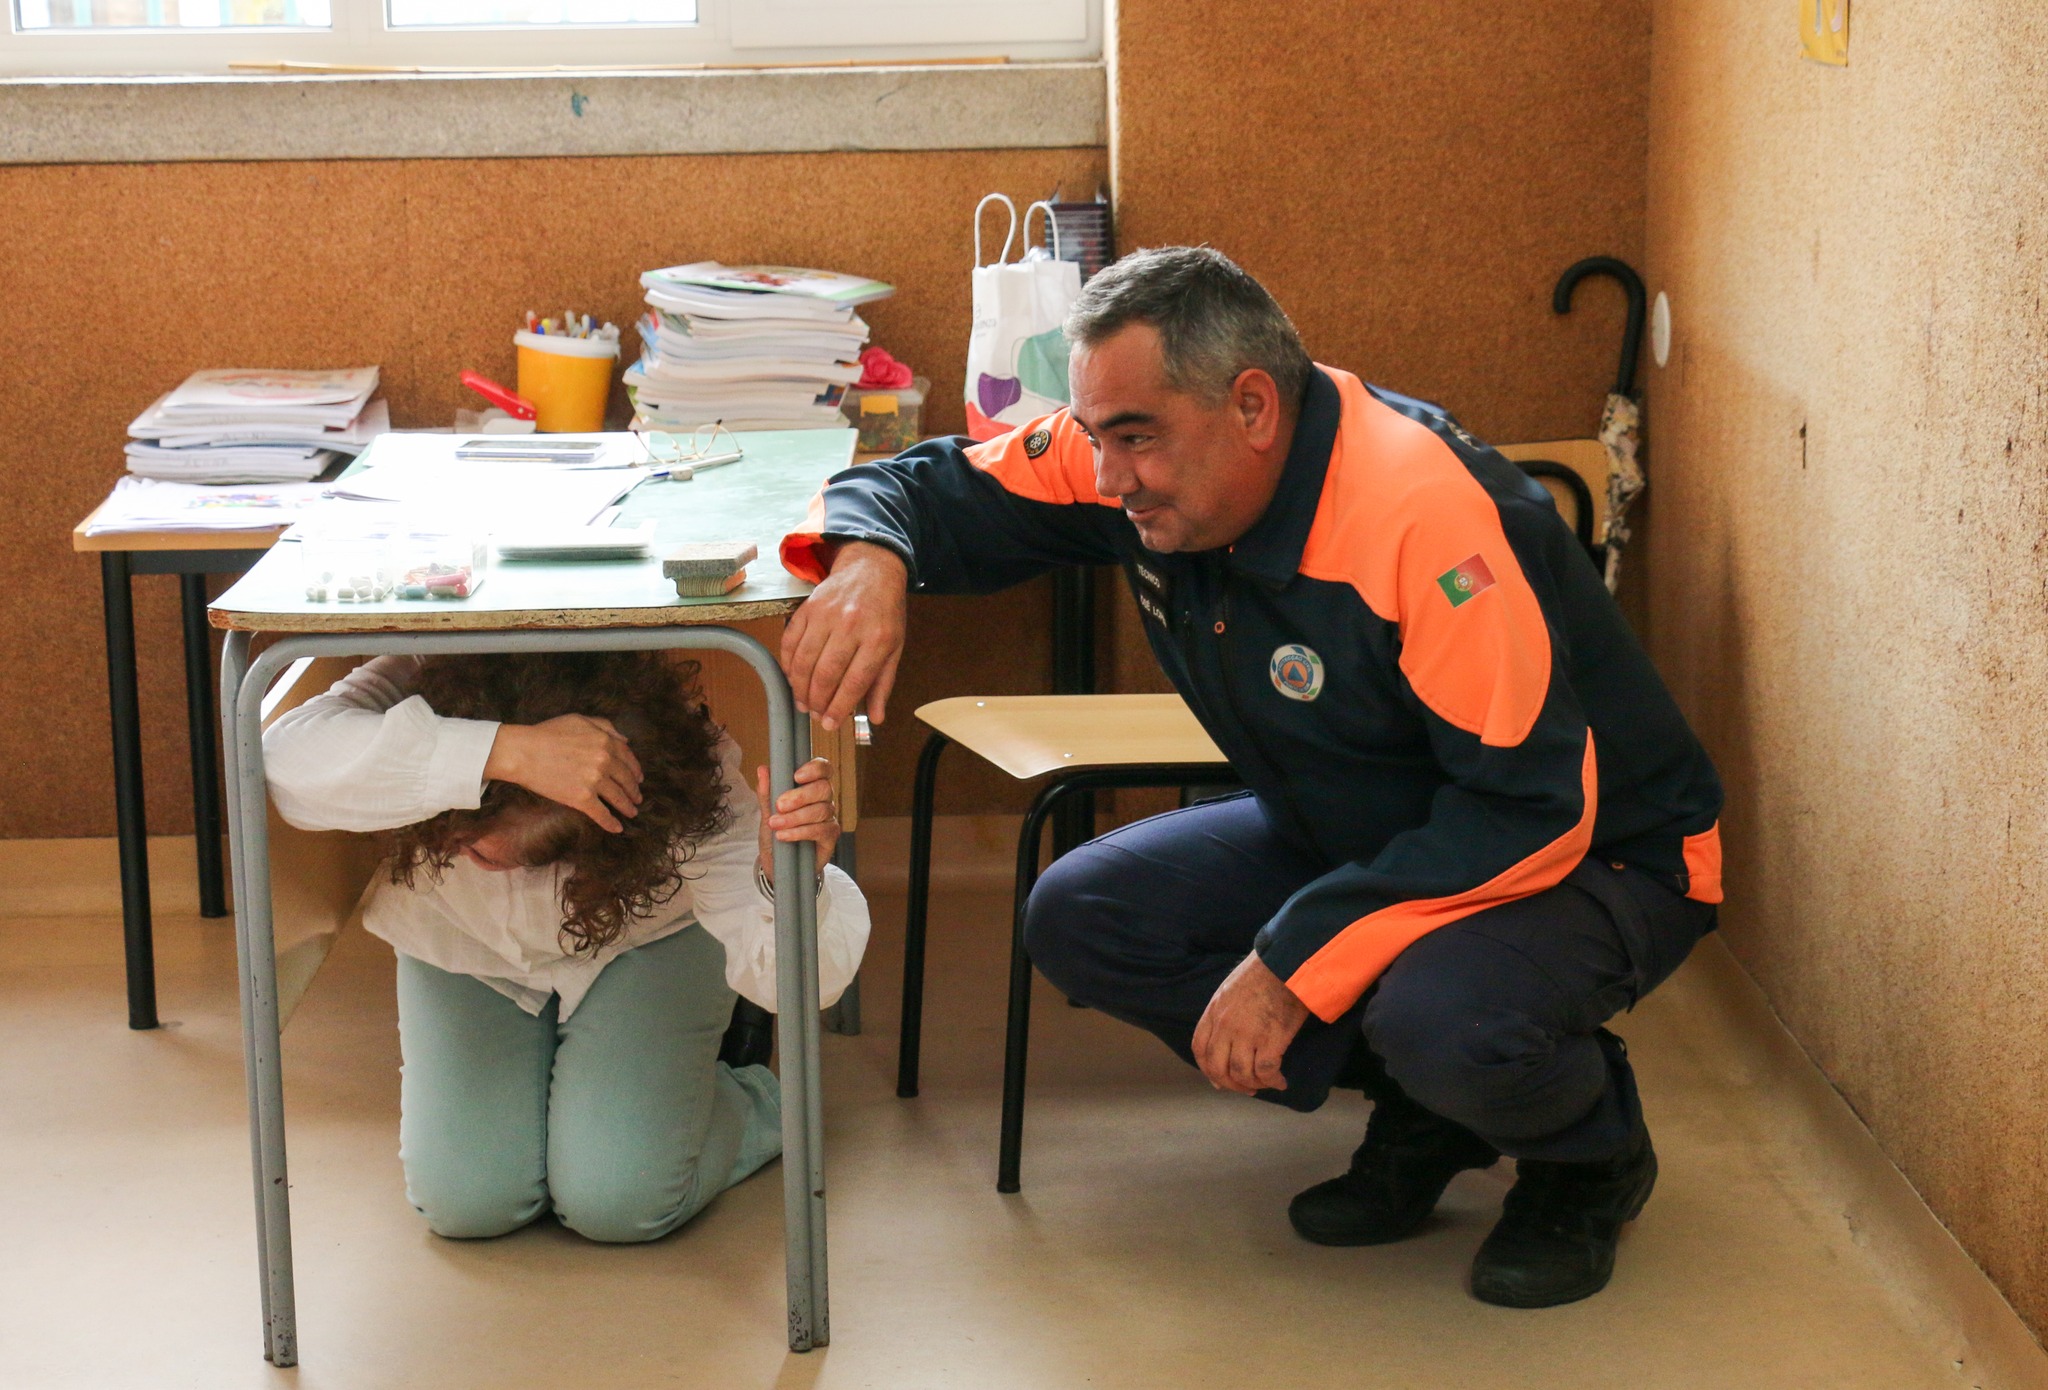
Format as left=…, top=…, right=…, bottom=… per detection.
left=181, top=574, right=228, bottom=919
left=779, top=710, right=830, bottom=1350
left=219, top=631, right=287, bottom=1362
left=221, top=627, right=830, bottom=1364
left=101, top=551, right=157, bottom=1031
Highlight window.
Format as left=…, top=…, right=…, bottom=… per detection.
left=18, top=2, right=335, bottom=27
left=0, top=0, right=1096, bottom=74
left=387, top=2, right=698, bottom=26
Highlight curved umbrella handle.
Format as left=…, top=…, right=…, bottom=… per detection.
left=1552, top=256, right=1646, bottom=397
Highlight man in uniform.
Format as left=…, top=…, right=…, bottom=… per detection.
left=776, top=247, right=1724, bottom=1307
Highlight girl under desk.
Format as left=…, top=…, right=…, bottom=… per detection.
left=263, top=650, right=869, bottom=1242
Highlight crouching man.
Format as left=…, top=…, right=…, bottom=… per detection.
left=778, top=247, right=1724, bottom=1307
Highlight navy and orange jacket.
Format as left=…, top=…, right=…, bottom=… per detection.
left=782, top=366, right=1724, bottom=1022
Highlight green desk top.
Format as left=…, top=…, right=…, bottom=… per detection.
left=209, top=429, right=856, bottom=633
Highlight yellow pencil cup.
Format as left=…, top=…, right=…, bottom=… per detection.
left=514, top=330, right=619, bottom=433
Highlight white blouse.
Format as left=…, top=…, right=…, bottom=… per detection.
left=262, top=655, right=870, bottom=1020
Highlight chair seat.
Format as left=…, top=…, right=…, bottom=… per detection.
left=915, top=694, right=1226, bottom=781
left=1495, top=438, right=1611, bottom=539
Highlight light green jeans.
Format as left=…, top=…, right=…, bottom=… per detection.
left=394, top=925, right=782, bottom=1243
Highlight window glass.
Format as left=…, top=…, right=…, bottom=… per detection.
left=16, top=0, right=330, bottom=27
left=384, top=0, right=693, bottom=25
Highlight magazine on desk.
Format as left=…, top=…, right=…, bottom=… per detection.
left=641, top=263, right=894, bottom=312
left=84, top=477, right=331, bottom=535
left=154, top=367, right=379, bottom=414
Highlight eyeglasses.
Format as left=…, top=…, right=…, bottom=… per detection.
left=640, top=421, right=744, bottom=478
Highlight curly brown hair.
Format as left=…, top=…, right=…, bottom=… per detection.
left=387, top=651, right=732, bottom=955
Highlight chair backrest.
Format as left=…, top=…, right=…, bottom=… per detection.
left=1495, top=438, right=1608, bottom=567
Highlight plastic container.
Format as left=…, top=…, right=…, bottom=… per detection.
left=514, top=330, right=619, bottom=433
left=392, top=530, right=488, bottom=600
left=840, top=375, right=929, bottom=454
left=300, top=529, right=486, bottom=602
left=300, top=529, right=397, bottom=603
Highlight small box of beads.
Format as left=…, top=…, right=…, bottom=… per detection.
left=300, top=529, right=397, bottom=603
left=301, top=530, right=486, bottom=602
left=391, top=531, right=487, bottom=600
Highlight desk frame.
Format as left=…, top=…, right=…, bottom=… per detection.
left=220, top=625, right=828, bottom=1366
left=76, top=517, right=282, bottom=1031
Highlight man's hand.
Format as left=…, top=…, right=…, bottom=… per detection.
left=779, top=541, right=909, bottom=732
left=1192, top=951, right=1311, bottom=1096
left=755, top=757, right=842, bottom=878
left=482, top=714, right=643, bottom=833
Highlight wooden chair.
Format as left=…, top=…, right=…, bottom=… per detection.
left=896, top=693, right=1237, bottom=1191
left=1495, top=438, right=1609, bottom=569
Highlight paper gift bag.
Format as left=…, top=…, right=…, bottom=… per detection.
left=966, top=193, right=1084, bottom=440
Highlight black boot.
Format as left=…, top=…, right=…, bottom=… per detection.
left=717, top=998, right=775, bottom=1069
left=1470, top=1121, right=1657, bottom=1308
left=1289, top=1088, right=1501, bottom=1246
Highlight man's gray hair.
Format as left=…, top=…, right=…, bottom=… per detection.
left=1065, top=246, right=1314, bottom=406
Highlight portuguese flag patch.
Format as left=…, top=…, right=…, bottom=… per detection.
left=1436, top=554, right=1497, bottom=608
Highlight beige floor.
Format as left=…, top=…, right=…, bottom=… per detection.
left=4, top=834, right=2044, bottom=1389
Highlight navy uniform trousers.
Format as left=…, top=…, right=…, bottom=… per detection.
left=1023, top=793, right=1717, bottom=1164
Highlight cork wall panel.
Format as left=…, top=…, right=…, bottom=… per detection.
left=1643, top=0, right=2048, bottom=1333
left=1112, top=0, right=1651, bottom=446
left=1100, top=0, right=1653, bottom=741
left=0, top=147, right=1103, bottom=838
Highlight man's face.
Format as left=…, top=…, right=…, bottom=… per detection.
left=1069, top=324, right=1288, bottom=553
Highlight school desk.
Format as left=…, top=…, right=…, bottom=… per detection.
left=208, top=428, right=861, bottom=1365
left=72, top=441, right=1099, bottom=1040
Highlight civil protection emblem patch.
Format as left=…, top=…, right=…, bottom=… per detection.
left=1269, top=643, right=1325, bottom=701
left=1024, top=427, right=1052, bottom=458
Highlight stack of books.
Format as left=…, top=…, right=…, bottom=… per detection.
left=625, top=263, right=893, bottom=431
left=125, top=367, right=389, bottom=483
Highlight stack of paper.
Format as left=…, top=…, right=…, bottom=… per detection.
left=287, top=432, right=652, bottom=539
left=83, top=477, right=332, bottom=535
left=625, top=263, right=892, bottom=431
left=126, top=367, right=389, bottom=483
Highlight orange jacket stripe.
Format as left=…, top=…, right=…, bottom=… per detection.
left=1285, top=732, right=1599, bottom=1022
left=960, top=409, right=1117, bottom=507
left=779, top=411, right=1111, bottom=584
left=1298, top=371, right=1552, bottom=749
left=778, top=492, right=834, bottom=584
left=1681, top=823, right=1724, bottom=904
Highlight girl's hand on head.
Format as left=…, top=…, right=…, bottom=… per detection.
left=755, top=758, right=840, bottom=879
left=483, top=714, right=644, bottom=834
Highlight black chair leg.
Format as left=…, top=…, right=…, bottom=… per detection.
left=1050, top=566, right=1097, bottom=864
left=998, top=776, right=1072, bottom=1193
left=896, top=732, right=949, bottom=1098
left=822, top=832, right=860, bottom=1036
left=994, top=765, right=1243, bottom=1194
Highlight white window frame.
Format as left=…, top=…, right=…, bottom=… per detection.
left=0, top=0, right=1098, bottom=76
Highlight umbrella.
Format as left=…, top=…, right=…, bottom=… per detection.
left=1552, top=257, right=1646, bottom=595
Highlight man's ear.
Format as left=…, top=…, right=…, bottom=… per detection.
left=1233, top=368, right=1283, bottom=450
